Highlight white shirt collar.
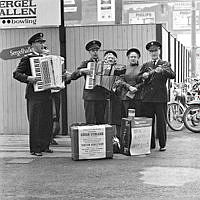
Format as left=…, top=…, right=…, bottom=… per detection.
left=152, top=58, right=160, bottom=65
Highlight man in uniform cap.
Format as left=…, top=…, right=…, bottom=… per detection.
left=137, top=41, right=175, bottom=151
left=28, top=32, right=46, bottom=45
left=13, top=32, right=53, bottom=156
left=85, top=40, right=101, bottom=51
left=70, top=40, right=108, bottom=124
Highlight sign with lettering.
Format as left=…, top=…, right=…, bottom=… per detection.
left=97, top=0, right=115, bottom=22
left=78, top=125, right=106, bottom=159
left=0, top=0, right=61, bottom=28
left=64, top=0, right=82, bottom=21
left=173, top=10, right=200, bottom=30
left=0, top=45, right=32, bottom=60
left=129, top=12, right=155, bottom=24
left=130, top=118, right=152, bottom=156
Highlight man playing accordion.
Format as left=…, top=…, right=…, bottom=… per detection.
left=70, top=40, right=125, bottom=125
left=70, top=40, right=107, bottom=125
left=13, top=33, right=54, bottom=156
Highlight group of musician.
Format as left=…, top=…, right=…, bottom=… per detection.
left=68, top=39, right=175, bottom=152
left=13, top=32, right=175, bottom=156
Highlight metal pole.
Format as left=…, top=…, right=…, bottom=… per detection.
left=191, top=0, right=196, bottom=77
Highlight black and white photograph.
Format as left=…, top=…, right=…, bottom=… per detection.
left=0, top=0, right=200, bottom=199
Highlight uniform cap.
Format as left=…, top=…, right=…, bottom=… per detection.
left=146, top=41, right=162, bottom=51
left=126, top=48, right=141, bottom=58
left=28, top=32, right=46, bottom=45
left=104, top=50, right=117, bottom=58
left=85, top=40, right=101, bottom=51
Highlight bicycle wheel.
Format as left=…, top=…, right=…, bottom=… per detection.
left=183, top=105, right=200, bottom=133
left=166, top=102, right=185, bottom=131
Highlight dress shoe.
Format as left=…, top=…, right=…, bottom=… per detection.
left=50, top=139, right=58, bottom=145
left=43, top=149, right=53, bottom=153
left=159, top=147, right=166, bottom=151
left=31, top=152, right=43, bottom=156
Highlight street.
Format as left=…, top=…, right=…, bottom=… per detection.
left=1, top=128, right=200, bottom=200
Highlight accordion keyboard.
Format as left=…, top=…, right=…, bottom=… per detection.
left=85, top=62, right=96, bottom=89
left=30, top=55, right=65, bottom=92
left=33, top=58, right=43, bottom=91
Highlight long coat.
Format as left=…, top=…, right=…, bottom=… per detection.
left=13, top=53, right=51, bottom=99
left=13, top=53, right=52, bottom=153
left=138, top=59, right=175, bottom=102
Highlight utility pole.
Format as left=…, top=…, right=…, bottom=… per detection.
left=191, top=0, right=196, bottom=77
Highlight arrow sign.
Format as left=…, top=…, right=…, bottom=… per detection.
left=0, top=45, right=32, bottom=60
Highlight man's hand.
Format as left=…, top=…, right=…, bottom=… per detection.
left=27, top=76, right=40, bottom=83
left=155, top=66, right=163, bottom=73
left=142, top=72, right=150, bottom=79
left=79, top=68, right=92, bottom=75
left=63, top=71, right=72, bottom=82
left=129, top=86, right=137, bottom=93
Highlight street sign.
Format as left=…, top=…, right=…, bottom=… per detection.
left=0, top=45, right=32, bottom=60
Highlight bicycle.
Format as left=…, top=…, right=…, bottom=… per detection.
left=167, top=78, right=200, bottom=131
left=183, top=80, right=200, bottom=133
left=166, top=82, right=186, bottom=131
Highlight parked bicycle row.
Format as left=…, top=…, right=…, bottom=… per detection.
left=167, top=77, right=200, bottom=133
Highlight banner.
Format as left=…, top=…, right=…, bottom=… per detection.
left=0, top=0, right=61, bottom=28
left=78, top=125, right=106, bottom=159
left=0, top=45, right=32, bottom=60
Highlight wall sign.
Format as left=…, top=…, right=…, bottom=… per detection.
left=0, top=0, right=61, bottom=28
left=129, top=12, right=155, bottom=24
left=173, top=10, right=199, bottom=30
left=0, top=45, right=32, bottom=60
left=97, top=0, right=115, bottom=22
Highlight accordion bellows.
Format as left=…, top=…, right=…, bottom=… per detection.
left=85, top=61, right=125, bottom=91
left=30, top=55, right=65, bottom=92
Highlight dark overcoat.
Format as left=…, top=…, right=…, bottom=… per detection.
left=13, top=53, right=52, bottom=153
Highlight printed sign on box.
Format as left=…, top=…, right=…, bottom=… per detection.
left=130, top=117, right=152, bottom=156
left=78, top=125, right=106, bottom=160
left=130, top=126, right=151, bottom=156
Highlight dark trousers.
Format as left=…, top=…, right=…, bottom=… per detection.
left=52, top=92, right=61, bottom=139
left=27, top=97, right=52, bottom=153
left=141, top=102, right=167, bottom=148
left=84, top=100, right=106, bottom=124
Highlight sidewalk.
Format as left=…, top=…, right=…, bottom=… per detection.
left=2, top=129, right=200, bottom=199
left=0, top=134, right=71, bottom=158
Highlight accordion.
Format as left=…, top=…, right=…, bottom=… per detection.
left=30, top=55, right=65, bottom=92
left=85, top=61, right=125, bottom=91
